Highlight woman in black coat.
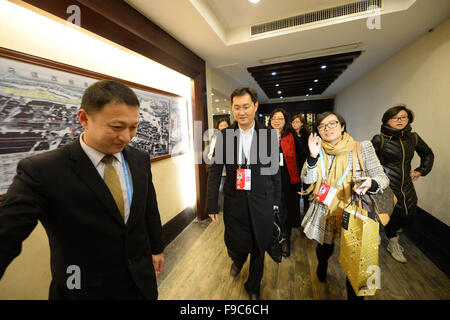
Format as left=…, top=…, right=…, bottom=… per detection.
left=291, top=114, right=310, bottom=214
left=371, top=105, right=434, bottom=263
left=268, top=108, right=301, bottom=257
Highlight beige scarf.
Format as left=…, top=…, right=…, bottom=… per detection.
left=308, top=132, right=355, bottom=230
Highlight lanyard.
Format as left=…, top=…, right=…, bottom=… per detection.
left=238, top=129, right=255, bottom=168
left=120, top=152, right=133, bottom=208
left=319, top=148, right=350, bottom=187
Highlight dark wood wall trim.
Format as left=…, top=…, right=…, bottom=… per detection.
left=161, top=207, right=196, bottom=248
left=404, top=207, right=450, bottom=278
left=20, top=0, right=205, bottom=78
left=191, top=74, right=208, bottom=220
left=19, top=0, right=208, bottom=219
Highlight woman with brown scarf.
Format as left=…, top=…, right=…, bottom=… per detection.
left=301, top=112, right=389, bottom=299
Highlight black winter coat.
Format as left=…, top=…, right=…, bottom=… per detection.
left=371, top=124, right=434, bottom=216
left=206, top=120, right=281, bottom=255
left=279, top=133, right=300, bottom=228
left=294, top=132, right=309, bottom=172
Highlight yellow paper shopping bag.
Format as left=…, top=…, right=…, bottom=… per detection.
left=339, top=202, right=380, bottom=296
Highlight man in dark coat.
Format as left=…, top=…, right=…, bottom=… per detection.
left=0, top=80, right=164, bottom=299
left=207, top=87, right=281, bottom=300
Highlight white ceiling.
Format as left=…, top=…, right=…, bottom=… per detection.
left=125, top=0, right=450, bottom=103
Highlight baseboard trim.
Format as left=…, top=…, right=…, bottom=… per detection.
left=162, top=207, right=196, bottom=248
left=404, top=207, right=450, bottom=278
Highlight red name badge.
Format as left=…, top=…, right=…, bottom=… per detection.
left=315, top=183, right=337, bottom=206
left=236, top=168, right=251, bottom=190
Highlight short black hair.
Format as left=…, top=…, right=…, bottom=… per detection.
left=230, top=87, right=258, bottom=104
left=382, top=105, right=414, bottom=125
left=314, top=111, right=347, bottom=133
left=81, top=80, right=139, bottom=114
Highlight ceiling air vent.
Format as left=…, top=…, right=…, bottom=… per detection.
left=251, top=0, right=382, bottom=35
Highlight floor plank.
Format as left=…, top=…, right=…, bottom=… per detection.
left=158, top=217, right=450, bottom=300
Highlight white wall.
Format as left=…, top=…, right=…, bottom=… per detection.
left=0, top=0, right=196, bottom=298
left=205, top=64, right=235, bottom=129
left=335, top=19, right=450, bottom=225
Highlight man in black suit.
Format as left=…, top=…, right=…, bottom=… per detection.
left=0, top=80, right=164, bottom=300
left=207, top=87, right=281, bottom=300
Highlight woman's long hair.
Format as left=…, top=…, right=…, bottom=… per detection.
left=268, top=108, right=294, bottom=138
left=291, top=114, right=310, bottom=137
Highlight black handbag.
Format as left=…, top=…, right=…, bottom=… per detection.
left=266, top=208, right=285, bottom=263
left=354, top=142, right=396, bottom=226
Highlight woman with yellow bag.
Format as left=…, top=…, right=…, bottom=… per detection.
left=301, top=112, right=389, bottom=299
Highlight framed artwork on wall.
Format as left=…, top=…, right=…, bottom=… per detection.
left=0, top=47, right=190, bottom=193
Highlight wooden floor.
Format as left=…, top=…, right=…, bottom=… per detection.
left=158, top=216, right=450, bottom=300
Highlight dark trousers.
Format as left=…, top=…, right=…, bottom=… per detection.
left=316, top=243, right=364, bottom=300
left=384, top=207, right=413, bottom=239
left=228, top=248, right=265, bottom=294
left=49, top=269, right=146, bottom=300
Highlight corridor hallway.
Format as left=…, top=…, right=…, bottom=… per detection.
left=157, top=217, right=449, bottom=300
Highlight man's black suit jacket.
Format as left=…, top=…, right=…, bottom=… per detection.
left=0, top=140, right=163, bottom=299
left=206, top=120, right=281, bottom=255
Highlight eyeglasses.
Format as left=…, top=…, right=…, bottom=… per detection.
left=271, top=117, right=285, bottom=122
left=317, top=120, right=339, bottom=131
left=391, top=116, right=408, bottom=122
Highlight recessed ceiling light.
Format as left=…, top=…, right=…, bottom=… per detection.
left=249, top=0, right=260, bottom=3
left=277, top=90, right=282, bottom=94
left=215, top=99, right=220, bottom=102
left=321, top=65, right=327, bottom=69
left=306, top=94, right=310, bottom=97
left=280, top=96, right=283, bottom=99
left=271, top=72, right=277, bottom=76
left=275, top=84, right=279, bottom=87
left=211, top=93, right=214, bottom=95
left=314, top=79, right=319, bottom=82
left=309, top=88, right=313, bottom=91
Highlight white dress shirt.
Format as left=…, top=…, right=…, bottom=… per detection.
left=239, top=121, right=255, bottom=163
left=79, top=134, right=132, bottom=223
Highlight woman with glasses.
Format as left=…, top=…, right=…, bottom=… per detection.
left=301, top=111, right=389, bottom=299
left=371, top=105, right=434, bottom=263
left=269, top=108, right=301, bottom=257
